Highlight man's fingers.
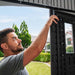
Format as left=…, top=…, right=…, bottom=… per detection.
left=53, top=19, right=58, bottom=24
left=52, top=15, right=59, bottom=24
left=47, top=15, right=59, bottom=26
left=55, top=16, right=59, bottom=21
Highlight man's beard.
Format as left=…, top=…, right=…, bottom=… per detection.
left=11, top=48, right=24, bottom=54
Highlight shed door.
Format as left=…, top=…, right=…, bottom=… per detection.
left=51, top=11, right=75, bottom=75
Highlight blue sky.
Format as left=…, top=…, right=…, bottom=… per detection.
left=0, top=6, right=49, bottom=36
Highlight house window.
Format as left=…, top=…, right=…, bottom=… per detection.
left=64, top=23, right=74, bottom=53
left=67, top=38, right=71, bottom=45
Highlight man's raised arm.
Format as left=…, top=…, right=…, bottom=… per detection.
left=23, top=15, right=59, bottom=66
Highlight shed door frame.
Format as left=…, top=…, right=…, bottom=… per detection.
left=50, top=10, right=75, bottom=75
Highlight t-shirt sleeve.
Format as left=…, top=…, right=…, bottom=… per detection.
left=0, top=51, right=24, bottom=75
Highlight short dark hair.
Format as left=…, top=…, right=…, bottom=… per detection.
left=0, top=28, right=15, bottom=52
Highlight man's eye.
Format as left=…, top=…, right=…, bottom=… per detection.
left=12, top=37, right=16, bottom=40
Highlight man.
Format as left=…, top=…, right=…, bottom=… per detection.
left=0, top=15, right=59, bottom=75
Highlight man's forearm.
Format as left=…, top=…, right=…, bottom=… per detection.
left=31, top=24, right=50, bottom=52
left=30, top=15, right=59, bottom=52
left=23, top=23, right=50, bottom=67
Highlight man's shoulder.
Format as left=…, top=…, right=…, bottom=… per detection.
left=0, top=56, right=12, bottom=64
left=0, top=51, right=24, bottom=66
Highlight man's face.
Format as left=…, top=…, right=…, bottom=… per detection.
left=6, top=32, right=23, bottom=54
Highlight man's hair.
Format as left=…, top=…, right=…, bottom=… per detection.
left=0, top=28, right=15, bottom=52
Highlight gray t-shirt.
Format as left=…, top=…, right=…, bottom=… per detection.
left=0, top=51, right=29, bottom=75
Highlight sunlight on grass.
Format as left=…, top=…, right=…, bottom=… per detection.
left=48, top=62, right=51, bottom=65
left=26, top=61, right=51, bottom=75
left=0, top=57, right=3, bottom=60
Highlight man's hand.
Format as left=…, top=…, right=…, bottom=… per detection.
left=46, top=15, right=59, bottom=26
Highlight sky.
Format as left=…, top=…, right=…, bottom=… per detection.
left=0, top=6, right=72, bottom=39
left=0, top=6, right=50, bottom=37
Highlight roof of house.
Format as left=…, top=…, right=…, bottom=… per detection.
left=31, top=35, right=50, bottom=43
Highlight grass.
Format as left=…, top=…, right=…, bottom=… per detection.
left=0, top=58, right=51, bottom=75
left=0, top=57, right=3, bottom=60
left=26, top=61, right=51, bottom=75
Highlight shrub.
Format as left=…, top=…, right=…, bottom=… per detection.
left=42, top=50, right=45, bottom=53
left=34, top=52, right=50, bottom=62
left=66, top=46, right=73, bottom=53
left=0, top=51, right=4, bottom=57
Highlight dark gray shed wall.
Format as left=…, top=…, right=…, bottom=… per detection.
left=20, top=0, right=75, bottom=11
left=0, top=0, right=75, bottom=11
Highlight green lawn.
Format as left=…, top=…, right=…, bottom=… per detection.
left=0, top=57, right=3, bottom=60
left=0, top=58, right=51, bottom=75
left=26, top=61, right=51, bottom=75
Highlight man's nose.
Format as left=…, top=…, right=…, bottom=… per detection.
left=18, top=38, right=22, bottom=42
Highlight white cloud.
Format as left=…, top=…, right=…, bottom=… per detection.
left=0, top=15, right=29, bottom=23
left=0, top=15, right=15, bottom=23
left=0, top=19, right=15, bottom=23
left=30, top=7, right=49, bottom=13
left=41, top=16, right=49, bottom=20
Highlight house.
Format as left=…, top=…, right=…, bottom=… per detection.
left=31, top=35, right=50, bottom=52
left=65, top=31, right=73, bottom=47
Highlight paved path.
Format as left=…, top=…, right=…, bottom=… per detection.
left=44, top=62, right=51, bottom=67
left=32, top=61, right=51, bottom=67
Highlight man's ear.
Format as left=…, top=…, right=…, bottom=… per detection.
left=1, top=43, right=8, bottom=50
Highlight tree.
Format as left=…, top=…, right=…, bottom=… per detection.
left=0, top=51, right=4, bottom=57
left=12, top=21, right=31, bottom=48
